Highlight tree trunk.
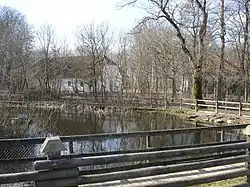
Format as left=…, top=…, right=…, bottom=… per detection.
left=244, top=75, right=249, bottom=102
left=193, top=67, right=203, bottom=99
left=243, top=0, right=249, bottom=102
left=216, top=0, right=225, bottom=102
left=171, top=76, right=176, bottom=100
left=155, top=76, right=159, bottom=93
left=21, top=77, right=28, bottom=91
left=193, top=0, right=207, bottom=100
left=164, top=77, right=168, bottom=107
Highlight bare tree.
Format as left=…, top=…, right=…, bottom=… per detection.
left=116, top=30, right=131, bottom=94
left=75, top=22, right=112, bottom=96
left=227, top=0, right=250, bottom=101
left=214, top=0, right=226, bottom=102
left=35, top=24, right=56, bottom=93
left=136, top=22, right=185, bottom=99
left=120, top=0, right=209, bottom=100
left=50, top=39, right=73, bottom=95
left=0, top=5, right=33, bottom=93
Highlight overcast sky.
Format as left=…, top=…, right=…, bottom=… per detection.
left=0, top=0, right=145, bottom=47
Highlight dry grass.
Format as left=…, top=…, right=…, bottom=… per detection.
left=194, top=177, right=246, bottom=187
left=0, top=107, right=58, bottom=138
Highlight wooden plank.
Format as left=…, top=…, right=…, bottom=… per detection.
left=79, top=155, right=250, bottom=184
left=0, top=168, right=79, bottom=184
left=197, top=99, right=216, bottom=103
left=242, top=108, right=250, bottom=111
left=218, top=101, right=239, bottom=104
left=122, top=168, right=250, bottom=187
left=34, top=142, right=250, bottom=170
left=182, top=103, right=195, bottom=106
left=35, top=177, right=79, bottom=187
left=79, top=151, right=245, bottom=175
left=242, top=102, right=250, bottom=106
left=79, top=164, right=246, bottom=186
left=197, top=104, right=216, bottom=108
left=218, top=106, right=239, bottom=110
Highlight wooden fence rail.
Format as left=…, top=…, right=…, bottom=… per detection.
left=1, top=125, right=250, bottom=186
left=61, top=93, right=250, bottom=115
left=0, top=94, right=250, bottom=116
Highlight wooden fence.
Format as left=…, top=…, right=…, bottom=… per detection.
left=77, top=96, right=250, bottom=116
left=0, top=124, right=250, bottom=186
left=0, top=94, right=250, bottom=116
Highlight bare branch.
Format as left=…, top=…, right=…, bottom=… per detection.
left=117, top=0, right=137, bottom=9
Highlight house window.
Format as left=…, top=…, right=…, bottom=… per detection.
left=68, top=81, right=71, bottom=86
left=80, top=81, right=84, bottom=87
left=110, top=80, right=113, bottom=92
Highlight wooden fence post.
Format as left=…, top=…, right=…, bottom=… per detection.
left=243, top=125, right=250, bottom=183
left=239, top=102, right=242, bottom=116
left=150, top=95, right=153, bottom=108
left=164, top=97, right=167, bottom=109
left=34, top=136, right=79, bottom=187
left=195, top=99, right=198, bottom=112
left=180, top=98, right=182, bottom=111
left=220, top=130, right=225, bottom=142
left=215, top=100, right=218, bottom=114
left=145, top=136, right=151, bottom=149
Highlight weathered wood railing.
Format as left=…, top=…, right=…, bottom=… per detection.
left=0, top=137, right=250, bottom=186
left=0, top=124, right=250, bottom=186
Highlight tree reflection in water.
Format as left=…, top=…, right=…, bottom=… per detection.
left=0, top=108, right=245, bottom=174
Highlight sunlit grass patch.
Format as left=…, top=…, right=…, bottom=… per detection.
left=193, top=177, right=246, bottom=187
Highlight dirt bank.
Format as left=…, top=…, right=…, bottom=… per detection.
left=165, top=109, right=250, bottom=125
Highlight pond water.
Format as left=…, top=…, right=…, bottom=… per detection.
left=0, top=107, right=243, bottom=144
left=0, top=107, right=245, bottom=175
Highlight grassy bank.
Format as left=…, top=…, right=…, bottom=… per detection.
left=135, top=104, right=250, bottom=125
left=163, top=107, right=248, bottom=125
left=194, top=177, right=246, bottom=187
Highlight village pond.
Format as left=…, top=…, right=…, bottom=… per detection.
left=0, top=107, right=245, bottom=147
left=0, top=107, right=245, bottom=174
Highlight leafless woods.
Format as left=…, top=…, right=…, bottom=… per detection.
left=1, top=1, right=250, bottom=102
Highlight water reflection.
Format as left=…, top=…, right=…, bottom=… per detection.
left=0, top=108, right=245, bottom=174
left=0, top=108, right=57, bottom=138
left=53, top=110, right=194, bottom=135
left=0, top=108, right=245, bottom=147
left=0, top=108, right=245, bottom=149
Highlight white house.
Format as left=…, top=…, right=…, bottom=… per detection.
left=54, top=78, right=89, bottom=93
left=102, top=56, right=123, bottom=92
left=53, top=56, right=123, bottom=93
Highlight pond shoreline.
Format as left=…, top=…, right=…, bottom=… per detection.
left=1, top=99, right=249, bottom=127
left=133, top=107, right=250, bottom=126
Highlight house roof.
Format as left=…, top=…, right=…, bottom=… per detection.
left=71, top=55, right=119, bottom=68
left=38, top=55, right=120, bottom=79
left=104, top=55, right=118, bottom=66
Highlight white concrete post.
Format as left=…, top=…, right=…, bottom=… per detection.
left=243, top=125, right=250, bottom=183
left=40, top=136, right=66, bottom=159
